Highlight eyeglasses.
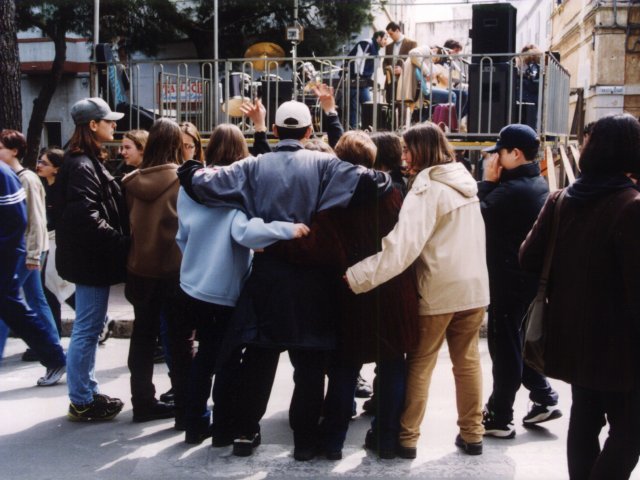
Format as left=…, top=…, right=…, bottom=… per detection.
left=37, top=160, right=53, bottom=166
left=183, top=143, right=196, bottom=150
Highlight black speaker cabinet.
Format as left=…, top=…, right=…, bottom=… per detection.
left=470, top=3, right=517, bottom=63
left=259, top=80, right=293, bottom=127
left=361, top=103, right=391, bottom=131
left=467, top=63, right=515, bottom=134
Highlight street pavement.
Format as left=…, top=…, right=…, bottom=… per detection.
left=1, top=290, right=638, bottom=480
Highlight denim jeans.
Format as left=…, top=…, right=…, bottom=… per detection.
left=67, top=284, right=110, bottom=406
left=0, top=255, right=65, bottom=367
left=349, top=86, right=372, bottom=129
left=15, top=252, right=59, bottom=341
left=0, top=251, right=59, bottom=352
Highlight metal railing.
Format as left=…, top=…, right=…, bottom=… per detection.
left=92, top=51, right=570, bottom=144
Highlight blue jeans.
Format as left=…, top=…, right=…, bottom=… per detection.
left=67, top=284, right=110, bottom=406
left=15, top=252, right=59, bottom=341
left=0, top=253, right=65, bottom=367
left=349, top=85, right=372, bottom=129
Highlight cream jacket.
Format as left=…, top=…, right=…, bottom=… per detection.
left=17, top=168, right=49, bottom=266
left=346, top=162, right=489, bottom=315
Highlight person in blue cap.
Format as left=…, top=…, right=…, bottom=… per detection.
left=478, top=123, right=562, bottom=439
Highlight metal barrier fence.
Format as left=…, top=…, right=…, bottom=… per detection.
left=93, top=51, right=570, bottom=143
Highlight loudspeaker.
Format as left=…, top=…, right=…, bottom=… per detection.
left=467, top=63, right=515, bottom=134
left=259, top=80, right=293, bottom=127
left=361, top=103, right=391, bottom=131
left=470, top=3, right=517, bottom=63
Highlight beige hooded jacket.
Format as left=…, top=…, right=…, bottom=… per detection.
left=346, top=161, right=489, bottom=316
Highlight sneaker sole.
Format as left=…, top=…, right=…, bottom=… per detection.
left=483, top=429, right=516, bottom=439
left=67, top=410, right=121, bottom=422
left=523, top=409, right=563, bottom=425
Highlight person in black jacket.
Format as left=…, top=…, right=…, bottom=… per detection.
left=55, top=97, right=130, bottom=422
left=478, top=124, right=561, bottom=438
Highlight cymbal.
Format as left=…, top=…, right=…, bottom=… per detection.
left=244, top=42, right=285, bottom=71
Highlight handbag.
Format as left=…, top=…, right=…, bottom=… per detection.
left=522, top=189, right=566, bottom=374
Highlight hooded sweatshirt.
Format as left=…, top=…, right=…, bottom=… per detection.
left=347, top=161, right=490, bottom=315
left=122, top=164, right=181, bottom=278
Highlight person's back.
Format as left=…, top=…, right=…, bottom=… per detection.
left=520, top=113, right=640, bottom=480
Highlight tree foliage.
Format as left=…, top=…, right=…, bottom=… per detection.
left=103, top=0, right=374, bottom=59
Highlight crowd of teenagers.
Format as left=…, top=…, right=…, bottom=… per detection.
left=1, top=87, right=639, bottom=478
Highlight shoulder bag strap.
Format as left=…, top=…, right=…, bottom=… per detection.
left=537, top=189, right=567, bottom=292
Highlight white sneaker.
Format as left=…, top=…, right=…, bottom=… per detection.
left=37, top=365, right=66, bottom=386
left=522, top=402, right=563, bottom=425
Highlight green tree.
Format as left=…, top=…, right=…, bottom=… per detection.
left=109, top=0, right=373, bottom=59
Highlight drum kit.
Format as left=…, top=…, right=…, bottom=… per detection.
left=222, top=42, right=343, bottom=125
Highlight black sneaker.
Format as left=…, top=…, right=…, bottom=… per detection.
left=293, top=444, right=318, bottom=461
left=21, top=348, right=40, bottom=362
left=132, top=400, right=175, bottom=423
left=364, top=429, right=396, bottom=459
left=482, top=409, right=515, bottom=439
left=93, top=393, right=124, bottom=409
left=68, top=396, right=123, bottom=422
left=159, top=387, right=175, bottom=404
left=232, top=433, right=261, bottom=457
left=362, top=396, right=377, bottom=416
left=355, top=375, right=373, bottom=398
left=522, top=403, right=562, bottom=425
left=455, top=434, right=483, bottom=455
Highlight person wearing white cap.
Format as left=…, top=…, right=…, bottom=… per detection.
left=177, top=100, right=392, bottom=460
left=55, top=97, right=130, bottom=422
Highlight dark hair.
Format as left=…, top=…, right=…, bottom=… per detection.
left=179, top=122, right=203, bottom=162
left=305, top=139, right=334, bottom=154
left=402, top=122, right=455, bottom=172
left=444, top=39, right=462, bottom=51
left=140, top=118, right=183, bottom=169
left=579, top=113, right=640, bottom=176
left=386, top=22, right=401, bottom=32
left=583, top=121, right=596, bottom=136
left=506, top=143, right=539, bottom=162
left=67, top=124, right=108, bottom=161
left=0, top=129, right=27, bottom=159
left=205, top=124, right=249, bottom=167
left=373, top=31, right=386, bottom=42
left=42, top=148, right=65, bottom=168
left=275, top=125, right=309, bottom=141
left=335, top=131, right=377, bottom=167
left=370, top=132, right=402, bottom=171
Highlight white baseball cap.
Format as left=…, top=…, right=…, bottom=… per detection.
left=275, top=101, right=312, bottom=128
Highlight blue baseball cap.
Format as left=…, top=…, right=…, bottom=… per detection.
left=483, top=124, right=540, bottom=153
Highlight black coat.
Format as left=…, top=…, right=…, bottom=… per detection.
left=478, top=162, right=548, bottom=304
left=55, top=152, right=130, bottom=286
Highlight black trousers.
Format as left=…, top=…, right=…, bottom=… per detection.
left=126, top=275, right=194, bottom=411
left=568, top=384, right=640, bottom=480
left=233, top=345, right=329, bottom=448
left=486, top=300, right=558, bottom=423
